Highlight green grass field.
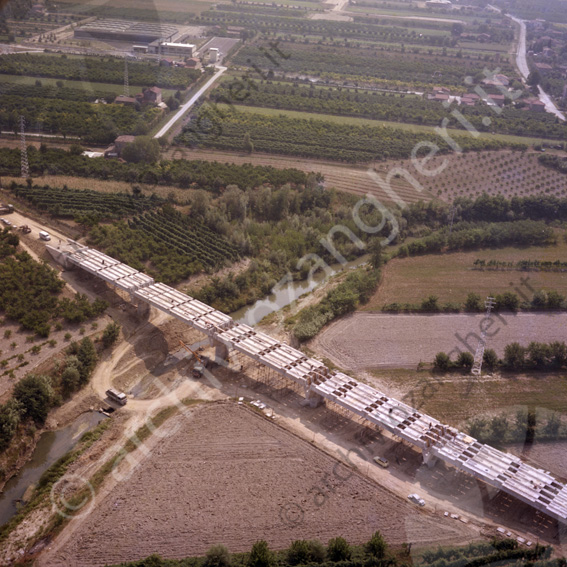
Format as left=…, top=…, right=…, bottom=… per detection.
left=370, top=368, right=567, bottom=425
left=364, top=235, right=567, bottom=310
left=0, top=73, right=178, bottom=100
left=229, top=104, right=561, bottom=147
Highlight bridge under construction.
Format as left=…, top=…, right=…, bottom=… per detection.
left=48, top=240, right=567, bottom=527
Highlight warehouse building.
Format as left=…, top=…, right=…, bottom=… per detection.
left=74, top=19, right=179, bottom=43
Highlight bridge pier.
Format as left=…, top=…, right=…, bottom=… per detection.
left=302, top=388, right=324, bottom=408
left=422, top=449, right=438, bottom=468
left=211, top=338, right=229, bottom=363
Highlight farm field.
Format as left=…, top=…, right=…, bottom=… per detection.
left=366, top=237, right=567, bottom=309
left=165, top=147, right=431, bottom=204
left=0, top=73, right=179, bottom=101
left=53, top=0, right=220, bottom=17
left=229, top=105, right=563, bottom=147
left=312, top=311, right=567, bottom=370
left=3, top=175, right=194, bottom=203
left=408, top=150, right=567, bottom=201
left=37, top=402, right=476, bottom=566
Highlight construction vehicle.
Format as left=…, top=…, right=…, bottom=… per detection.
left=0, top=204, right=14, bottom=215
left=179, top=340, right=210, bottom=378
left=19, top=225, right=31, bottom=234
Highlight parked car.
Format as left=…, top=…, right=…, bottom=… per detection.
left=408, top=493, right=425, bottom=506
left=373, top=456, right=389, bottom=468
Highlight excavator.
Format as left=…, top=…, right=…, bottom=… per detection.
left=179, top=340, right=209, bottom=378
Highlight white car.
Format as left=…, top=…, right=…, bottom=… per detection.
left=408, top=493, right=425, bottom=507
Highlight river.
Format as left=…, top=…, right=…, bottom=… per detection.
left=231, top=255, right=369, bottom=326
left=0, top=411, right=106, bottom=527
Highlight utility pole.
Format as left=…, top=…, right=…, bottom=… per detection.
left=471, top=296, right=496, bottom=376
left=20, top=115, right=29, bottom=179
left=124, top=58, right=129, bottom=97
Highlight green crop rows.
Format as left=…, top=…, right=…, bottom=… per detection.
left=11, top=184, right=162, bottom=220
left=129, top=209, right=239, bottom=269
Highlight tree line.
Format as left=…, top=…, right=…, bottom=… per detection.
left=472, top=258, right=567, bottom=272
left=211, top=80, right=567, bottom=140
left=0, top=147, right=309, bottom=191
left=466, top=407, right=567, bottom=448
left=109, top=534, right=558, bottom=567
left=232, top=42, right=515, bottom=88
left=402, top=193, right=567, bottom=228
left=396, top=220, right=555, bottom=258
left=0, top=53, right=200, bottom=90
left=0, top=94, right=162, bottom=144
left=384, top=288, right=566, bottom=315
left=177, top=108, right=516, bottom=163
left=434, top=340, right=567, bottom=373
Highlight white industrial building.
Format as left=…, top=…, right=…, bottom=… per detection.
left=148, top=41, right=195, bottom=56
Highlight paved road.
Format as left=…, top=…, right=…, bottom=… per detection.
left=153, top=66, right=228, bottom=140
left=490, top=8, right=566, bottom=122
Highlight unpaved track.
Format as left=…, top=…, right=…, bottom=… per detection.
left=313, top=312, right=567, bottom=370
left=38, top=403, right=478, bottom=567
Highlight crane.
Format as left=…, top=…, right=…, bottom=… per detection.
left=179, top=340, right=208, bottom=378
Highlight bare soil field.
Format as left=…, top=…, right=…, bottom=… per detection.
left=312, top=312, right=567, bottom=370
left=38, top=402, right=477, bottom=566
left=366, top=239, right=567, bottom=309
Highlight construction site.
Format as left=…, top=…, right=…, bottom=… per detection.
left=45, top=241, right=567, bottom=531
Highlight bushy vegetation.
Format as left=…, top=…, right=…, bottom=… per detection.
left=384, top=289, right=566, bottom=314
left=290, top=267, right=381, bottom=341
left=0, top=248, right=107, bottom=336
left=0, top=147, right=309, bottom=189
left=539, top=154, right=567, bottom=175
left=108, top=533, right=559, bottom=567
left=177, top=107, right=515, bottom=163
left=0, top=337, right=98, bottom=451
left=0, top=53, right=200, bottom=89
left=10, top=182, right=162, bottom=220
left=403, top=193, right=567, bottom=228
left=396, top=220, right=555, bottom=258
left=434, top=340, right=567, bottom=373
left=466, top=407, right=567, bottom=447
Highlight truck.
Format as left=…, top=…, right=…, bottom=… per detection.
left=179, top=340, right=210, bottom=378
left=105, top=388, right=127, bottom=406
left=0, top=204, right=14, bottom=215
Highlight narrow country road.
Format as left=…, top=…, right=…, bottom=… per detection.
left=153, top=66, right=227, bottom=139
left=490, top=6, right=566, bottom=122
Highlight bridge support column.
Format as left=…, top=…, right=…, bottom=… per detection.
left=211, top=338, right=229, bottom=363
left=422, top=449, right=438, bottom=468
left=301, top=388, right=324, bottom=408
left=136, top=301, right=150, bottom=318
